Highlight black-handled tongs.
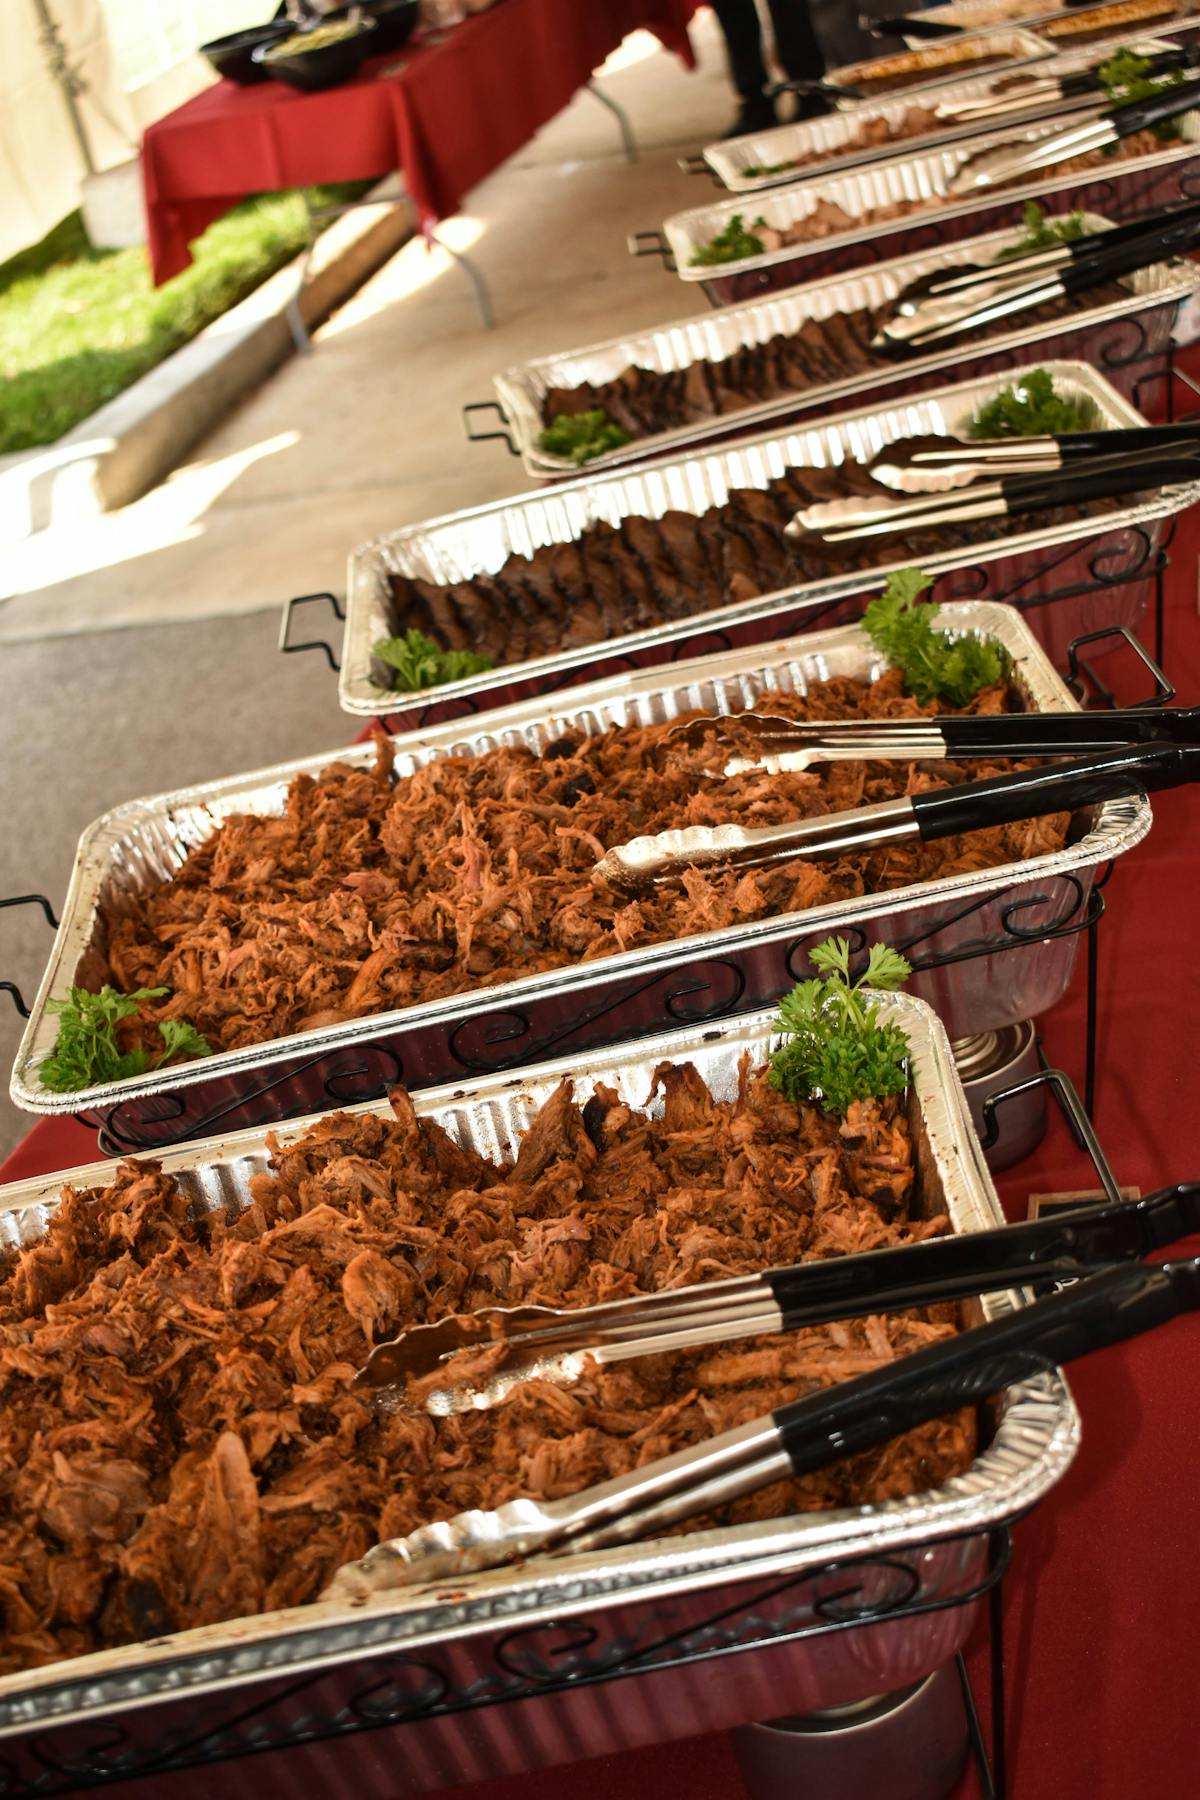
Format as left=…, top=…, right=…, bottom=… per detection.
left=894, top=199, right=1200, bottom=313
left=938, top=43, right=1200, bottom=123
left=863, top=8, right=961, bottom=39
left=788, top=438, right=1200, bottom=541
left=876, top=204, right=1200, bottom=350
left=664, top=698, right=1200, bottom=779
left=593, top=739, right=1197, bottom=888
left=359, top=1184, right=1200, bottom=1415
left=330, top=1189, right=1200, bottom=1589
left=869, top=422, right=1200, bottom=492
left=948, top=73, right=1200, bottom=194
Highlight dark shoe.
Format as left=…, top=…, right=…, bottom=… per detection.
left=722, top=95, right=779, bottom=139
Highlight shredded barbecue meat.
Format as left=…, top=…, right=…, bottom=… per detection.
left=0, top=1064, right=974, bottom=1676
left=94, top=672, right=1070, bottom=1058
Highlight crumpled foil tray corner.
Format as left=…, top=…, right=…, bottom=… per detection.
left=0, top=997, right=1080, bottom=1741
left=10, top=595, right=1151, bottom=1136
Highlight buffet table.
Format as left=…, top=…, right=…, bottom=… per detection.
left=4, top=539, right=1199, bottom=1799
left=141, top=0, right=699, bottom=285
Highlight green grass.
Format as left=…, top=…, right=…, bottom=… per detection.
left=0, top=183, right=373, bottom=456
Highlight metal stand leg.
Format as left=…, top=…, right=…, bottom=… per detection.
left=587, top=78, right=639, bottom=162
left=426, top=228, right=495, bottom=329
left=286, top=196, right=320, bottom=355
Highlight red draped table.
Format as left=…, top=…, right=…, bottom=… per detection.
left=141, top=0, right=698, bottom=285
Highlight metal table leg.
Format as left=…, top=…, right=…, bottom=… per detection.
left=587, top=78, right=638, bottom=162
left=284, top=187, right=496, bottom=343
left=426, top=228, right=496, bottom=329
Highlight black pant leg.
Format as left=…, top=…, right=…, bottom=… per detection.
left=765, top=0, right=826, bottom=82
left=709, top=0, right=770, bottom=102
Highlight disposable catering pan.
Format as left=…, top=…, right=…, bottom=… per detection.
left=819, top=27, right=1053, bottom=101
left=8, top=601, right=1151, bottom=1152
left=650, top=109, right=1200, bottom=306
left=330, top=360, right=1181, bottom=727
left=919, top=0, right=1194, bottom=40
left=476, top=215, right=1196, bottom=480
left=701, top=40, right=1178, bottom=192
left=0, top=1002, right=1078, bottom=1794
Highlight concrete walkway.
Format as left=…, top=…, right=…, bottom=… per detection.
left=0, top=20, right=733, bottom=642
left=0, top=17, right=735, bottom=1160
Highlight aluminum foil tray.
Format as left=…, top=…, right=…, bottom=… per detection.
left=0, top=1000, right=1078, bottom=1787
left=9, top=599, right=1151, bottom=1152
left=344, top=361, right=1178, bottom=723
left=824, top=26, right=1053, bottom=99
left=704, top=40, right=1177, bottom=191
left=661, top=107, right=1200, bottom=294
left=492, top=215, right=1196, bottom=479
left=925, top=0, right=1194, bottom=38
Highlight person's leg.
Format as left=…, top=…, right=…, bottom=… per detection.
left=709, top=0, right=778, bottom=135
left=765, top=0, right=826, bottom=82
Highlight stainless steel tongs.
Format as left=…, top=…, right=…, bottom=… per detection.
left=592, top=741, right=1200, bottom=891
left=662, top=701, right=1200, bottom=778
left=329, top=1186, right=1200, bottom=1592
left=357, top=1184, right=1200, bottom=1416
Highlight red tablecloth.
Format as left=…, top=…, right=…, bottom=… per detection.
left=6, top=440, right=1200, bottom=1796
left=142, top=0, right=697, bottom=284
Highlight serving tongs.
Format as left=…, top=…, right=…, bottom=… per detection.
left=787, top=438, right=1200, bottom=541
left=864, top=9, right=962, bottom=38
left=936, top=44, right=1200, bottom=123
left=359, top=1184, right=1200, bottom=1415
left=946, top=73, right=1200, bottom=194
left=876, top=203, right=1200, bottom=350
left=329, top=1187, right=1200, bottom=1590
left=893, top=199, right=1200, bottom=314
left=662, top=698, right=1200, bottom=778
left=869, top=422, right=1200, bottom=492
left=592, top=739, right=1200, bottom=889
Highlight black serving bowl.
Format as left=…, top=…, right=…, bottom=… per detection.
left=327, top=0, right=419, bottom=53
left=200, top=23, right=294, bottom=85
left=253, top=15, right=377, bottom=90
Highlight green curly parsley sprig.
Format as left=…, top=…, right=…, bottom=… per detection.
left=767, top=936, right=913, bottom=1118
left=861, top=568, right=1011, bottom=708
left=39, top=986, right=210, bottom=1093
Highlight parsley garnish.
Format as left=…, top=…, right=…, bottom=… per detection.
left=993, top=201, right=1088, bottom=262
left=741, top=160, right=796, bottom=178
left=966, top=368, right=1102, bottom=440
left=862, top=567, right=1011, bottom=707
left=536, top=409, right=632, bottom=466
left=1097, top=50, right=1184, bottom=143
left=768, top=936, right=913, bottom=1118
left=689, top=213, right=770, bottom=266
left=373, top=628, right=494, bottom=693
left=39, top=986, right=210, bottom=1093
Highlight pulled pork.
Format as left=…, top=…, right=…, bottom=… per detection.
left=0, top=1062, right=973, bottom=1676
left=97, top=671, right=1069, bottom=1060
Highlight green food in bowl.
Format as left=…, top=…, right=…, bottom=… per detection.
left=264, top=20, right=367, bottom=57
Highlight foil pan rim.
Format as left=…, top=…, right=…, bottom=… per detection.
left=0, top=996, right=1080, bottom=1730
left=10, top=599, right=1151, bottom=1115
